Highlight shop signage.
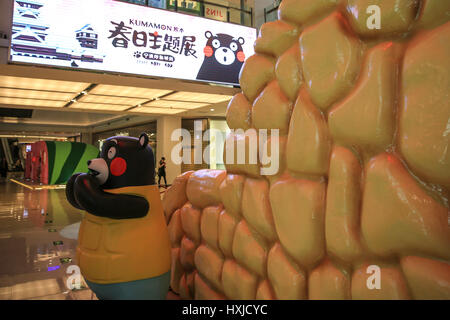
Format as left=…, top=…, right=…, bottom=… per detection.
left=205, top=4, right=227, bottom=22
left=9, top=0, right=256, bottom=86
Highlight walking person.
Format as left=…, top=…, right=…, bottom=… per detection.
left=158, top=157, right=167, bottom=188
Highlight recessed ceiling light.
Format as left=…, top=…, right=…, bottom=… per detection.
left=68, top=102, right=129, bottom=111
left=0, top=76, right=89, bottom=92
left=131, top=106, right=186, bottom=114
left=77, top=94, right=146, bottom=105
left=210, top=108, right=215, bottom=111
left=144, top=100, right=208, bottom=109
left=0, top=88, right=75, bottom=101
left=165, top=91, right=233, bottom=103
left=90, top=84, right=172, bottom=99
left=0, top=97, right=65, bottom=107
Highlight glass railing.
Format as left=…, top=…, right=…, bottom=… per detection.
left=116, top=0, right=254, bottom=27
left=263, top=0, right=280, bottom=23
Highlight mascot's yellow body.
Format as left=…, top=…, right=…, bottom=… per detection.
left=77, top=185, right=171, bottom=284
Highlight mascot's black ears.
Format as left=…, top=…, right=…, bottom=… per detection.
left=139, top=133, right=149, bottom=149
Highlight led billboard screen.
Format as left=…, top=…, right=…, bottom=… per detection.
left=9, top=0, right=257, bottom=86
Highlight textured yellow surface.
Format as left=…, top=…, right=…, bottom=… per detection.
left=300, top=12, right=362, bottom=111
left=219, top=174, right=244, bottom=218
left=225, top=93, right=252, bottom=130
left=241, top=178, right=277, bottom=241
left=270, top=177, right=326, bottom=269
left=399, top=22, right=450, bottom=188
left=286, top=88, right=331, bottom=175
left=254, top=20, right=300, bottom=57
left=162, top=0, right=450, bottom=300
left=275, top=44, right=302, bottom=102
left=309, top=259, right=350, bottom=300
left=252, top=80, right=291, bottom=134
left=222, top=260, right=258, bottom=299
left=200, top=206, right=221, bottom=249
left=239, top=54, right=275, bottom=103
left=223, top=131, right=260, bottom=177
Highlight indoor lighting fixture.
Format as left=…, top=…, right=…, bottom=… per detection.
left=90, top=84, right=173, bottom=99
left=68, top=102, right=130, bottom=111
left=144, top=99, right=208, bottom=109
left=210, top=108, right=215, bottom=111
left=0, top=76, right=89, bottom=93
left=164, top=91, right=233, bottom=103
left=77, top=94, right=147, bottom=106
left=0, top=88, right=75, bottom=101
left=131, top=106, right=186, bottom=114
left=0, top=97, right=66, bottom=107
left=0, top=134, right=69, bottom=140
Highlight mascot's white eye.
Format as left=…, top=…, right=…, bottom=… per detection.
left=107, top=146, right=116, bottom=159
left=212, top=39, right=220, bottom=49
left=230, top=42, right=238, bottom=51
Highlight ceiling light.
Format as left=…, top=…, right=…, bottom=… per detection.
left=0, top=97, right=65, bottom=107
left=210, top=108, right=215, bottom=111
left=165, top=91, right=233, bottom=103
left=0, top=76, right=89, bottom=92
left=90, top=84, right=173, bottom=99
left=144, top=100, right=208, bottom=109
left=0, top=88, right=75, bottom=101
left=0, top=134, right=68, bottom=140
left=68, top=102, right=129, bottom=111
left=131, top=107, right=186, bottom=114
left=77, top=94, right=147, bottom=106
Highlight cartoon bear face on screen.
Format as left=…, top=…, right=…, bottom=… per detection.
left=196, top=31, right=245, bottom=84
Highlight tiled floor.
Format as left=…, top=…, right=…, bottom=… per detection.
left=0, top=178, right=96, bottom=300
left=0, top=178, right=180, bottom=300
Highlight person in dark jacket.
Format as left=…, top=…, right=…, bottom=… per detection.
left=158, top=157, right=167, bottom=187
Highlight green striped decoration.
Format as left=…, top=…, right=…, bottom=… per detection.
left=46, top=142, right=99, bottom=185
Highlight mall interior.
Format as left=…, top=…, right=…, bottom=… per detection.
left=0, top=0, right=449, bottom=301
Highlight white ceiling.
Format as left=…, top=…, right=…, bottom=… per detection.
left=0, top=75, right=233, bottom=114
left=0, top=73, right=234, bottom=136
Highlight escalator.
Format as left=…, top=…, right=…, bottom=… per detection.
left=1, top=137, right=14, bottom=170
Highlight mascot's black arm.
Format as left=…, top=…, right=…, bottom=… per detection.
left=73, top=174, right=149, bottom=219
left=66, top=173, right=84, bottom=210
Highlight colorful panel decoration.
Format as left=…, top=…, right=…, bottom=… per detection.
left=26, top=141, right=99, bottom=185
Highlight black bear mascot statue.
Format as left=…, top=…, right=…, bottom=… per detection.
left=65, top=133, right=171, bottom=300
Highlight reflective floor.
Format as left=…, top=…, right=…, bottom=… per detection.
left=0, top=178, right=179, bottom=300
left=0, top=178, right=95, bottom=300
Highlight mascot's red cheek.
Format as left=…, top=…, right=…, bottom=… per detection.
left=237, top=51, right=245, bottom=62
left=110, top=157, right=127, bottom=176
left=204, top=46, right=213, bottom=57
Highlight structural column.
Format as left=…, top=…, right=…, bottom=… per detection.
left=156, top=115, right=181, bottom=185
left=254, top=0, right=275, bottom=29
left=80, top=131, right=93, bottom=145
